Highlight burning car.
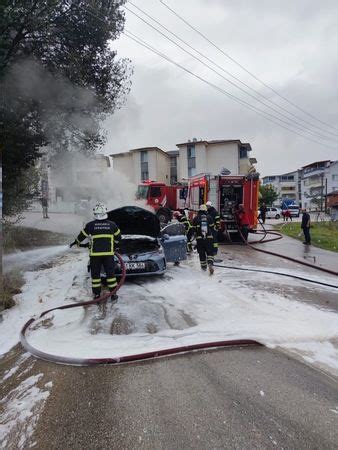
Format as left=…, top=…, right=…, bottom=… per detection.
left=107, top=206, right=187, bottom=276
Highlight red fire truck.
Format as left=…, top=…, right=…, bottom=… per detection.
left=136, top=180, right=188, bottom=223
left=186, top=173, right=259, bottom=242
left=137, top=174, right=259, bottom=241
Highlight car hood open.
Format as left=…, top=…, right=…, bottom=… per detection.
left=107, top=206, right=160, bottom=238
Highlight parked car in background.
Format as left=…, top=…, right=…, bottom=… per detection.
left=283, top=205, right=300, bottom=217
left=264, top=207, right=282, bottom=219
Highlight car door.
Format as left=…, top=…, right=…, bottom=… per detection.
left=160, top=223, right=187, bottom=262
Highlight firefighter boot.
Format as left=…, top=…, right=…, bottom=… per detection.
left=208, top=264, right=214, bottom=275
left=109, top=290, right=118, bottom=303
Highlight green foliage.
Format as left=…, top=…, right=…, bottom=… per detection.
left=1, top=0, right=132, bottom=216
left=259, top=184, right=279, bottom=206
left=278, top=221, right=338, bottom=252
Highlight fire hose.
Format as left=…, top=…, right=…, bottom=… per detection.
left=231, top=218, right=338, bottom=277
left=20, top=252, right=261, bottom=366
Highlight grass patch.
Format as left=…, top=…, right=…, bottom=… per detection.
left=275, top=221, right=338, bottom=252
left=3, top=224, right=70, bottom=254
left=0, top=272, right=25, bottom=312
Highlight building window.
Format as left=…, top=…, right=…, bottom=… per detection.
left=239, top=146, right=248, bottom=159
left=332, top=174, right=338, bottom=181
left=140, top=151, right=148, bottom=181
left=287, top=175, right=294, bottom=181
left=170, top=156, right=177, bottom=184
left=187, top=144, right=196, bottom=177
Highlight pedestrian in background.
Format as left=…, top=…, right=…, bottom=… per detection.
left=259, top=203, right=267, bottom=224
left=41, top=196, right=49, bottom=219
left=285, top=209, right=292, bottom=222
left=192, top=204, right=215, bottom=274
left=301, top=209, right=311, bottom=245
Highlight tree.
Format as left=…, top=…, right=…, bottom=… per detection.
left=1, top=0, right=131, bottom=216
left=259, top=184, right=279, bottom=206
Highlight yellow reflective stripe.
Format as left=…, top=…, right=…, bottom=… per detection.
left=81, top=229, right=88, bottom=237
left=91, top=278, right=101, bottom=282
left=114, top=230, right=121, bottom=236
left=90, top=251, right=114, bottom=256
left=90, top=234, right=114, bottom=256
left=92, top=282, right=101, bottom=287
left=106, top=278, right=116, bottom=282
left=107, top=282, right=117, bottom=287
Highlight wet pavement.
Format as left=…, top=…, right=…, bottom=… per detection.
left=2, top=218, right=338, bottom=449
left=248, top=222, right=338, bottom=274
left=17, top=211, right=86, bottom=235
left=2, top=345, right=337, bottom=449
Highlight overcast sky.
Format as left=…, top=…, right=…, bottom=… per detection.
left=103, top=0, right=338, bottom=176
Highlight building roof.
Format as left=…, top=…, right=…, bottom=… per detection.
left=302, top=160, right=331, bottom=169
left=176, top=139, right=252, bottom=151
left=110, top=147, right=170, bottom=158
left=166, top=150, right=179, bottom=156
left=326, top=190, right=338, bottom=196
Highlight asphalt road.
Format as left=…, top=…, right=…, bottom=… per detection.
left=1, top=345, right=336, bottom=449
left=2, top=243, right=337, bottom=449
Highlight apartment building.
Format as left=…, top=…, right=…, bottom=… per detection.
left=111, top=138, right=257, bottom=186
left=301, top=160, right=338, bottom=210
left=111, top=147, right=170, bottom=185
left=262, top=170, right=300, bottom=204
left=176, top=139, right=256, bottom=180
left=262, top=160, right=338, bottom=210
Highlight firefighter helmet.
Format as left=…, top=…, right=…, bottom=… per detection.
left=173, top=211, right=182, bottom=219
left=206, top=201, right=213, bottom=207
left=199, top=204, right=208, bottom=212
left=93, top=202, right=108, bottom=220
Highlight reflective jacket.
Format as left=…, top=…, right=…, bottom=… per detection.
left=178, top=215, right=193, bottom=231
left=76, top=219, right=121, bottom=256
left=207, top=206, right=221, bottom=229
left=192, top=212, right=214, bottom=239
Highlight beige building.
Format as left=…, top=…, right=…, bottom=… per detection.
left=111, top=139, right=257, bottom=186
left=176, top=139, right=256, bottom=180
left=262, top=170, right=301, bottom=205
left=111, top=147, right=170, bottom=184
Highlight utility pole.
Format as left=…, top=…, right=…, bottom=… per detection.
left=320, top=172, right=324, bottom=212
left=325, top=177, right=328, bottom=213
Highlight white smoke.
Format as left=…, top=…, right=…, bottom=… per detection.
left=50, top=152, right=149, bottom=216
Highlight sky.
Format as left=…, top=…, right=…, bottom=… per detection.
left=102, top=0, right=338, bottom=177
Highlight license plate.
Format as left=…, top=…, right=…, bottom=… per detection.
left=125, top=262, right=146, bottom=270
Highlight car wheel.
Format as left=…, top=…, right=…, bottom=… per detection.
left=275, top=214, right=280, bottom=219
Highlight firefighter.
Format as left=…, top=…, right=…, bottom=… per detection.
left=192, top=204, right=215, bottom=274
left=173, top=210, right=194, bottom=252
left=235, top=204, right=250, bottom=242
left=70, top=203, right=121, bottom=300
left=206, top=201, right=221, bottom=257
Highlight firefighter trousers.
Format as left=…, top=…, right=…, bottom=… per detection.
left=211, top=228, right=218, bottom=255
left=186, top=228, right=194, bottom=252
left=90, top=256, right=117, bottom=296
left=196, top=237, right=214, bottom=269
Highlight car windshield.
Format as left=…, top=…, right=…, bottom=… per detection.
left=288, top=205, right=299, bottom=210
left=136, top=185, right=149, bottom=200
